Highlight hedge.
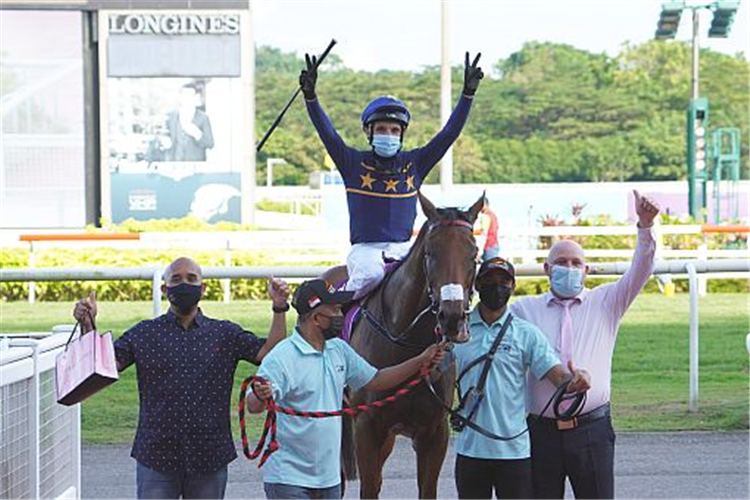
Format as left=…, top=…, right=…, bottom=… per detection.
left=3, top=212, right=747, bottom=301
left=2, top=246, right=746, bottom=302
left=0, top=248, right=328, bottom=302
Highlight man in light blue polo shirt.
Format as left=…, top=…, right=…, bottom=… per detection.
left=452, top=257, right=591, bottom=499
left=246, top=279, right=444, bottom=499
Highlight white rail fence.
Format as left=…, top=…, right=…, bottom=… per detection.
left=0, top=330, right=81, bottom=499
left=1, top=258, right=748, bottom=412
left=0, top=260, right=746, bottom=498
left=8, top=223, right=747, bottom=303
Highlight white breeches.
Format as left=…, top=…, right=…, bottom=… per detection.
left=344, top=241, right=412, bottom=297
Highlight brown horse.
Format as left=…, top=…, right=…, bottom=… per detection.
left=325, top=192, right=485, bottom=498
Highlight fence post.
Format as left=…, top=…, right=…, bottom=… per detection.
left=74, top=403, right=81, bottom=498
left=223, top=239, right=231, bottom=304
left=686, top=261, right=699, bottom=412
left=654, top=217, right=664, bottom=259
left=697, top=243, right=708, bottom=296
left=28, top=241, right=36, bottom=304
left=152, top=268, right=163, bottom=318
left=30, top=342, right=41, bottom=498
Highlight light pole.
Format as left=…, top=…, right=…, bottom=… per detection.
left=691, top=8, right=700, bottom=100
left=439, top=0, right=453, bottom=193
left=654, top=0, right=741, bottom=220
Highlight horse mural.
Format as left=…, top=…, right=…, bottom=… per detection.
left=324, top=192, right=485, bottom=498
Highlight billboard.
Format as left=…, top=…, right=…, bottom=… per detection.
left=102, top=11, right=248, bottom=223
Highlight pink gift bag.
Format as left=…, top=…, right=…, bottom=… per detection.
left=55, top=320, right=119, bottom=406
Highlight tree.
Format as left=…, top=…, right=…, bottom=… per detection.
left=253, top=42, right=749, bottom=185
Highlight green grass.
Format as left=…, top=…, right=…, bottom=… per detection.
left=1, top=294, right=748, bottom=443
left=0, top=299, right=296, bottom=444
left=610, top=293, right=750, bottom=431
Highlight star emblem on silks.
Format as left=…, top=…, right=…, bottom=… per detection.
left=360, top=172, right=376, bottom=190
left=384, top=179, right=400, bottom=192
left=405, top=175, right=415, bottom=191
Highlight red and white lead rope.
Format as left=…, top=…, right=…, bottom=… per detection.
left=238, top=365, right=431, bottom=467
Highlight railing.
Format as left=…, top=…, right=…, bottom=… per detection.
left=0, top=330, right=81, bottom=499
left=1, top=259, right=748, bottom=412
left=19, top=234, right=141, bottom=305
left=9, top=224, right=749, bottom=304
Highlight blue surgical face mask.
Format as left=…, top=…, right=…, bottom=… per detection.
left=371, top=134, right=401, bottom=157
left=550, top=265, right=584, bottom=299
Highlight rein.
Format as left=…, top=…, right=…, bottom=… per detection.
left=426, top=370, right=586, bottom=441
left=424, top=314, right=586, bottom=441
left=360, top=304, right=438, bottom=350
left=452, top=314, right=514, bottom=432
left=238, top=365, right=431, bottom=467
left=425, top=218, right=477, bottom=331
left=363, top=217, right=477, bottom=348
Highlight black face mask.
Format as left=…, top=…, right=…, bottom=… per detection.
left=478, top=284, right=513, bottom=311
left=320, top=314, right=345, bottom=340
left=166, top=283, right=202, bottom=314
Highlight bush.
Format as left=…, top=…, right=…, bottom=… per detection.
left=256, top=200, right=319, bottom=216
left=93, top=216, right=255, bottom=233
left=0, top=247, right=301, bottom=302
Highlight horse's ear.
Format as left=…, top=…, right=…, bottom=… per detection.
left=466, top=192, right=486, bottom=224
left=418, top=191, right=438, bottom=220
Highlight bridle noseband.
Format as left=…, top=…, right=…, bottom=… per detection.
left=424, top=218, right=478, bottom=329
left=361, top=216, right=478, bottom=348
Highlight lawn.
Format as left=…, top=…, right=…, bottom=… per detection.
left=1, top=293, right=748, bottom=443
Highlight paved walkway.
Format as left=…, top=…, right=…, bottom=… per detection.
left=82, top=431, right=749, bottom=499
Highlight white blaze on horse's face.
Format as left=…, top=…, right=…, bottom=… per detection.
left=439, top=284, right=464, bottom=302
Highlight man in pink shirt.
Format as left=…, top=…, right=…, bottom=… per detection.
left=510, top=190, right=660, bottom=499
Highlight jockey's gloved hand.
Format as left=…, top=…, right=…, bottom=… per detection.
left=463, top=52, right=484, bottom=96
left=299, top=53, right=318, bottom=100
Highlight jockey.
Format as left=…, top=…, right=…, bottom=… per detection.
left=300, top=52, right=484, bottom=299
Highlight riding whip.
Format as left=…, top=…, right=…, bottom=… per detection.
left=256, top=39, right=337, bottom=152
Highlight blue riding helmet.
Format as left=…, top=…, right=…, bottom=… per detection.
left=361, top=96, right=411, bottom=129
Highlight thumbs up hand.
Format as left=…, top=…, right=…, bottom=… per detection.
left=633, top=189, right=660, bottom=228
left=565, top=359, right=591, bottom=393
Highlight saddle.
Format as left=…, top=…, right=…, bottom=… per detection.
left=337, top=259, right=403, bottom=342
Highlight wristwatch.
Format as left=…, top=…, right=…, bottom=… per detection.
left=272, top=302, right=290, bottom=313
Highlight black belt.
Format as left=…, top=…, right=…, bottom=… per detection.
left=531, top=402, right=610, bottom=431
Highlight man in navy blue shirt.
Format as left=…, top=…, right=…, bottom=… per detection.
left=299, top=52, right=483, bottom=299
left=73, top=257, right=290, bottom=499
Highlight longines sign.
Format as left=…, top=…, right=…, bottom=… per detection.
left=109, top=14, right=240, bottom=35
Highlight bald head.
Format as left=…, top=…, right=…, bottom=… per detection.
left=163, top=257, right=203, bottom=286
left=544, top=240, right=588, bottom=298
left=547, top=240, right=585, bottom=268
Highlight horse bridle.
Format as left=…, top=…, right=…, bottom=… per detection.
left=360, top=217, right=478, bottom=349
left=423, top=218, right=478, bottom=338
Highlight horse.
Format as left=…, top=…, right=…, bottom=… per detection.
left=323, top=191, right=485, bottom=498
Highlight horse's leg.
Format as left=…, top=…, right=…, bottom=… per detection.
left=414, top=417, right=449, bottom=499
left=355, top=415, right=393, bottom=499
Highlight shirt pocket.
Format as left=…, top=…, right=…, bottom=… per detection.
left=330, top=361, right=347, bottom=388
left=496, top=340, right=522, bottom=371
